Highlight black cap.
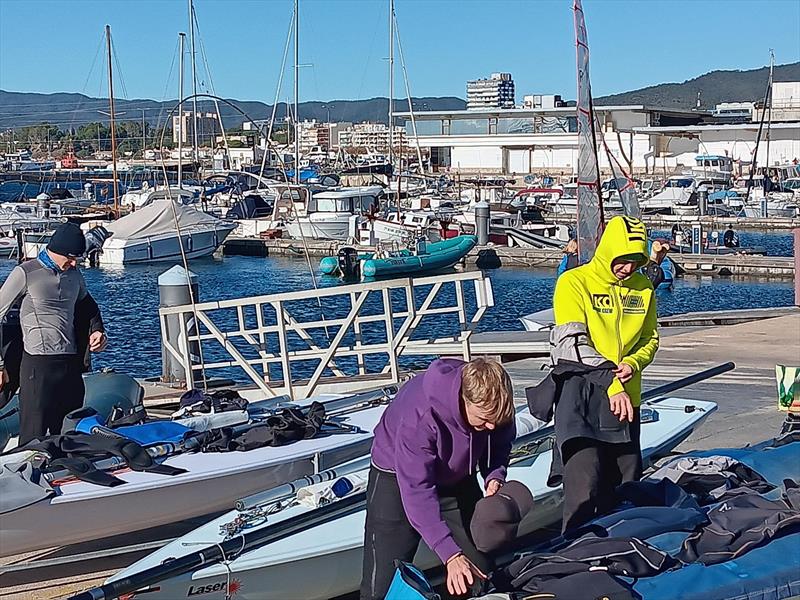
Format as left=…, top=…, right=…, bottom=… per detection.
left=470, top=481, right=534, bottom=553
left=47, top=222, right=87, bottom=257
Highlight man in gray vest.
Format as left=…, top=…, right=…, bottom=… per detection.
left=0, top=222, right=107, bottom=444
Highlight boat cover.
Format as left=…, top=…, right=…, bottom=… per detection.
left=106, top=199, right=227, bottom=240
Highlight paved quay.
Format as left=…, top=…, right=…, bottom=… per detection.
left=1, top=311, right=798, bottom=599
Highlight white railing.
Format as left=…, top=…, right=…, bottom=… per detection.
left=159, top=271, right=494, bottom=399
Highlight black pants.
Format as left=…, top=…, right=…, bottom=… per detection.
left=561, top=408, right=642, bottom=533
left=360, top=467, right=491, bottom=600
left=18, top=352, right=85, bottom=445
left=0, top=334, right=22, bottom=412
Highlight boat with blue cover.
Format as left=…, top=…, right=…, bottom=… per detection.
left=320, top=235, right=477, bottom=281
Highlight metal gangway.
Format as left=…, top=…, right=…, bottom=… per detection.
left=159, top=270, right=495, bottom=399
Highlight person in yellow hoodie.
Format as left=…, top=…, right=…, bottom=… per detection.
left=553, top=215, right=659, bottom=530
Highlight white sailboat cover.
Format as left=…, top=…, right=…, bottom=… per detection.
left=106, top=199, right=228, bottom=240
left=573, top=0, right=602, bottom=263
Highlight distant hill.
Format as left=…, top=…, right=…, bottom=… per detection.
left=0, top=90, right=466, bottom=130
left=594, top=62, right=800, bottom=109
left=2, top=61, right=798, bottom=131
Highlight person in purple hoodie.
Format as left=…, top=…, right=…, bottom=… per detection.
left=360, top=357, right=517, bottom=599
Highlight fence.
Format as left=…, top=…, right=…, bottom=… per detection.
left=159, top=270, right=494, bottom=399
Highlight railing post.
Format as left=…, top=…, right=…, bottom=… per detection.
left=794, top=227, right=799, bottom=307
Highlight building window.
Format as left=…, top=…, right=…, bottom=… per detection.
left=489, top=118, right=498, bottom=135
left=450, top=119, right=488, bottom=135
left=497, top=118, right=536, bottom=134
left=442, top=120, right=451, bottom=136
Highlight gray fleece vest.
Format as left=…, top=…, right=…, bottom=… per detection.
left=0, top=260, right=88, bottom=366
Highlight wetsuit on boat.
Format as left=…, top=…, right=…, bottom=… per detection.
left=552, top=216, right=659, bottom=531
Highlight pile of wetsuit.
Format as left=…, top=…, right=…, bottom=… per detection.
left=472, top=436, right=800, bottom=600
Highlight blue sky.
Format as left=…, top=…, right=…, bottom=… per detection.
left=1, top=0, right=798, bottom=103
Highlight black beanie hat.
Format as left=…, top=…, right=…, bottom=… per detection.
left=47, top=222, right=87, bottom=257
left=470, top=481, right=534, bottom=553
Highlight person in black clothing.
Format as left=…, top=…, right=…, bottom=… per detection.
left=0, top=295, right=104, bottom=413
left=723, top=225, right=739, bottom=248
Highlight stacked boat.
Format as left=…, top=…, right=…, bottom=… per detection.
left=92, top=393, right=717, bottom=600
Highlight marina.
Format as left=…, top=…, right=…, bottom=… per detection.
left=0, top=309, right=797, bottom=599
left=1, top=0, right=799, bottom=599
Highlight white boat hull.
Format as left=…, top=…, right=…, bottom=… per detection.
left=0, top=397, right=385, bottom=557
left=286, top=214, right=355, bottom=241
left=98, top=224, right=236, bottom=264
left=111, top=397, right=716, bottom=600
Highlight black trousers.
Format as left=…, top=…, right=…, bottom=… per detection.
left=18, top=352, right=85, bottom=445
left=360, top=467, right=491, bottom=600
left=561, top=408, right=642, bottom=533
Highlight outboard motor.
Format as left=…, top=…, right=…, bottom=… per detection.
left=337, top=246, right=361, bottom=281
left=84, top=225, right=111, bottom=266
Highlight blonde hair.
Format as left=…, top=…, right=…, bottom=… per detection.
left=461, top=357, right=515, bottom=426
left=564, top=238, right=578, bottom=254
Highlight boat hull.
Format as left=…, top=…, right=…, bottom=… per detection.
left=111, top=397, right=716, bottom=600
left=98, top=224, right=236, bottom=264
left=0, top=400, right=383, bottom=557
left=362, top=235, right=477, bottom=278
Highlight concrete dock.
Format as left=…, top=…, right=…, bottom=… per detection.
left=1, top=311, right=798, bottom=598
left=222, top=236, right=796, bottom=278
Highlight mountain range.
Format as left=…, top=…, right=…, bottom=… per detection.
left=1, top=61, right=798, bottom=131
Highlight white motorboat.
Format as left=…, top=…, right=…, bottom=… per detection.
left=356, top=209, right=441, bottom=245
left=0, top=387, right=396, bottom=557
left=108, top=396, right=716, bottom=600
left=94, top=199, right=237, bottom=264
left=285, top=186, right=385, bottom=241
left=120, top=185, right=197, bottom=209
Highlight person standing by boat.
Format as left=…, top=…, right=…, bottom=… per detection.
left=360, top=357, right=516, bottom=599
left=552, top=215, right=659, bottom=531
left=0, top=222, right=107, bottom=444
left=556, top=238, right=579, bottom=278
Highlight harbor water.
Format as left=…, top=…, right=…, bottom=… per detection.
left=0, top=245, right=794, bottom=381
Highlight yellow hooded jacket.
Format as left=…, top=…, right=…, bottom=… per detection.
left=553, top=216, right=659, bottom=406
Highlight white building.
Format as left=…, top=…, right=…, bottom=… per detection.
left=467, top=73, right=515, bottom=110
left=172, top=112, right=220, bottom=146
left=395, top=105, right=707, bottom=174
left=337, top=122, right=407, bottom=151
left=766, top=81, right=800, bottom=122
left=634, top=121, right=800, bottom=172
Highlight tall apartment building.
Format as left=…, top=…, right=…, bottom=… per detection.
left=467, top=73, right=515, bottom=110
left=172, top=112, right=220, bottom=146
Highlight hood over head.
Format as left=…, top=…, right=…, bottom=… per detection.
left=590, top=215, right=649, bottom=283
left=421, top=358, right=469, bottom=433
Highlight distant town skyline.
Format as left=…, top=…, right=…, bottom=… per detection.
left=1, top=0, right=798, bottom=104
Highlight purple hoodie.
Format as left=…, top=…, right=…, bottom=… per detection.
left=370, top=358, right=516, bottom=563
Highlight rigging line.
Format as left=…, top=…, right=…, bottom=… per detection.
left=109, top=32, right=130, bottom=101
left=155, top=38, right=181, bottom=165
left=152, top=94, right=296, bottom=388
left=346, top=1, right=384, bottom=124
left=69, top=31, right=106, bottom=132
left=259, top=8, right=294, bottom=182
left=392, top=12, right=424, bottom=174
left=193, top=10, right=229, bottom=156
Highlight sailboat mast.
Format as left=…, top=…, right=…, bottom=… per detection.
left=105, top=25, right=119, bottom=216
left=388, top=0, right=395, bottom=177
left=765, top=50, right=774, bottom=174
left=178, top=32, right=186, bottom=189
left=293, top=0, right=300, bottom=185
left=744, top=53, right=774, bottom=203
left=188, top=0, right=199, bottom=165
